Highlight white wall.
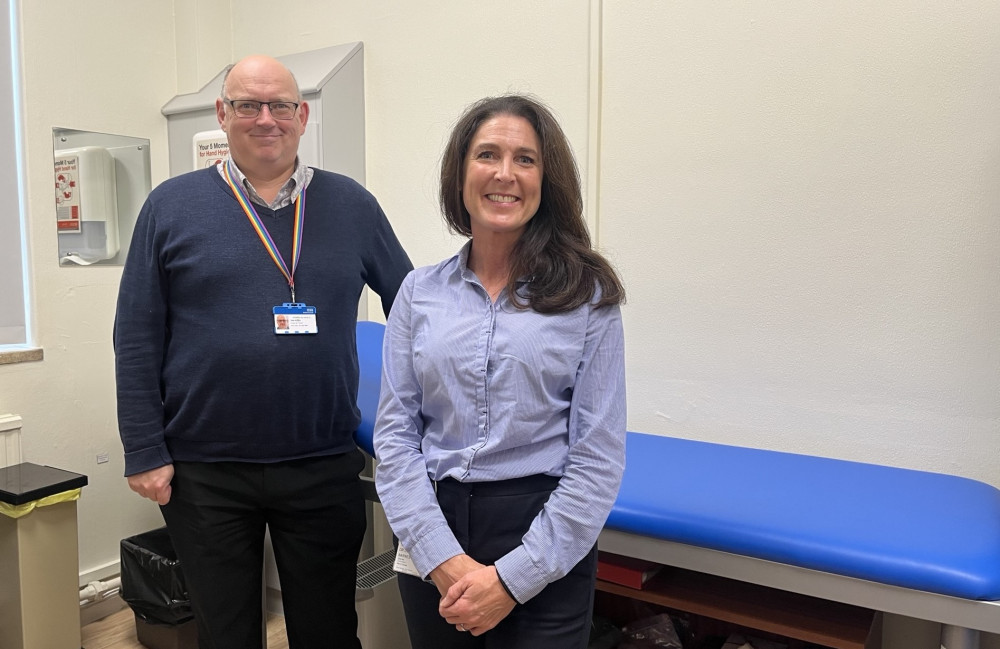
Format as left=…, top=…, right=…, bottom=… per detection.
left=601, top=2, right=1000, bottom=482
left=0, top=2, right=997, bottom=647
left=1, top=0, right=178, bottom=584
left=221, top=1, right=1000, bottom=485
left=226, top=0, right=597, bottom=273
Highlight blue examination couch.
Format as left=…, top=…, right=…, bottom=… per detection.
left=353, top=321, right=1000, bottom=649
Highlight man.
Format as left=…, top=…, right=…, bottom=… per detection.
left=114, top=55, right=412, bottom=649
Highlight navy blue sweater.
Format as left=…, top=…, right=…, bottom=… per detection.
left=114, top=167, right=412, bottom=475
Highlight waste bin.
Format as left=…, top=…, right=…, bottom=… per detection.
left=120, top=527, right=197, bottom=649
left=0, top=462, right=87, bottom=649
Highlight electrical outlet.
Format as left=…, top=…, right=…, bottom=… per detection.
left=96, top=453, right=109, bottom=464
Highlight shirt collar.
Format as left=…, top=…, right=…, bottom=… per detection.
left=217, top=156, right=313, bottom=210
left=457, top=240, right=532, bottom=297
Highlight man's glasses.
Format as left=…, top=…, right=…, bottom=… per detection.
left=224, top=99, right=300, bottom=120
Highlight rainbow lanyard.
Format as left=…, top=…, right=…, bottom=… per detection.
left=222, top=160, right=306, bottom=303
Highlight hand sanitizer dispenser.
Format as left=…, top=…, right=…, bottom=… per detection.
left=55, top=146, right=120, bottom=265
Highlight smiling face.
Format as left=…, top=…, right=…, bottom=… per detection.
left=215, top=56, right=309, bottom=182
left=461, top=114, right=543, bottom=243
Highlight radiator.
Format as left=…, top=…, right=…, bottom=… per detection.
left=264, top=462, right=411, bottom=648
left=0, top=413, right=22, bottom=468
left=355, top=501, right=410, bottom=649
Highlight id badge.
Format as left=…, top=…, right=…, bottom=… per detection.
left=273, top=303, right=318, bottom=335
left=393, top=544, right=422, bottom=578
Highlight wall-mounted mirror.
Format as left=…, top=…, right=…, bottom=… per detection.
left=52, top=128, right=151, bottom=266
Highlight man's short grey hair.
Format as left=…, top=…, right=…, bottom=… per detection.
left=219, top=64, right=235, bottom=99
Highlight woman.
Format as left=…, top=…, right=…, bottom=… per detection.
left=374, top=94, right=626, bottom=648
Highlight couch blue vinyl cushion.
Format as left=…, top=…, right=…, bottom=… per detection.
left=355, top=320, right=385, bottom=459
left=354, top=321, right=1000, bottom=601
left=609, top=432, right=1000, bottom=601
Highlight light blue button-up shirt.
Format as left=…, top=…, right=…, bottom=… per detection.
left=374, top=242, right=626, bottom=603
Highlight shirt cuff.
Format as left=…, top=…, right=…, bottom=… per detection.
left=409, top=523, right=464, bottom=578
left=496, top=570, right=517, bottom=602
left=494, top=545, right=547, bottom=604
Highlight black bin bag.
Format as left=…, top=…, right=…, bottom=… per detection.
left=120, top=527, right=193, bottom=626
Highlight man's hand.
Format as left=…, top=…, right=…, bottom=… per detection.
left=438, top=565, right=516, bottom=636
left=126, top=465, right=174, bottom=505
